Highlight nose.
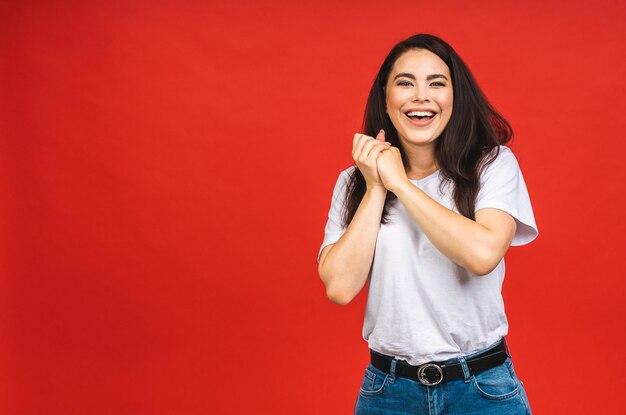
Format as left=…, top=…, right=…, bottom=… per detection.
left=412, top=86, right=430, bottom=102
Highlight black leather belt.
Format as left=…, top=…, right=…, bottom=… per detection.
left=370, top=340, right=508, bottom=386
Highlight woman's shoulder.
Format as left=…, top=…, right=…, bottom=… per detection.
left=482, top=145, right=520, bottom=171
left=336, top=165, right=358, bottom=183
left=487, top=144, right=515, bottom=159
left=341, top=164, right=358, bottom=175
left=327, top=165, right=358, bottom=194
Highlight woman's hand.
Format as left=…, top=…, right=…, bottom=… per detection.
left=377, top=146, right=410, bottom=193
left=352, top=130, right=391, bottom=191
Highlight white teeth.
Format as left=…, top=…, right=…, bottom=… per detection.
left=406, top=111, right=435, bottom=117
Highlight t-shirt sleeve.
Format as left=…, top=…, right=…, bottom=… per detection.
left=317, top=167, right=354, bottom=262
left=475, top=146, right=539, bottom=246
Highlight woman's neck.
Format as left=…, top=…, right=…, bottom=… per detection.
left=402, top=143, right=438, bottom=180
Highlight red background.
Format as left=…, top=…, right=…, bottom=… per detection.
left=2, top=0, right=625, bottom=413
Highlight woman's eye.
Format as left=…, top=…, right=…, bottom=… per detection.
left=430, top=82, right=446, bottom=87
left=397, top=81, right=413, bottom=86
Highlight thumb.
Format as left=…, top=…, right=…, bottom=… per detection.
left=376, top=129, right=386, bottom=142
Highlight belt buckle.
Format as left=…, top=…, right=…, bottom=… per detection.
left=417, top=363, right=443, bottom=386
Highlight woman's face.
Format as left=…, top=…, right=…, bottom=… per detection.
left=385, top=48, right=453, bottom=149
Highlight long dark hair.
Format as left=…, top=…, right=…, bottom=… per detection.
left=342, top=33, right=513, bottom=226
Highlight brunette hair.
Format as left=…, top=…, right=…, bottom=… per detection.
left=342, top=33, right=512, bottom=226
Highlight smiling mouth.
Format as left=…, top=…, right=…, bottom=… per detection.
left=404, top=111, right=438, bottom=127
left=405, top=110, right=436, bottom=120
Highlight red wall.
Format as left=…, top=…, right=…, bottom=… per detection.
left=2, top=0, right=625, bottom=413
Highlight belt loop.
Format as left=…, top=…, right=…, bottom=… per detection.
left=458, top=356, right=471, bottom=381
left=388, top=359, right=397, bottom=383
left=503, top=337, right=511, bottom=357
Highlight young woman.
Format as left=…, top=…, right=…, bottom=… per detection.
left=317, top=34, right=538, bottom=414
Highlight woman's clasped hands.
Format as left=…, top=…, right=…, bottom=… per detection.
left=352, top=130, right=410, bottom=193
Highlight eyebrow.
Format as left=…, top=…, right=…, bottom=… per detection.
left=393, top=72, right=449, bottom=81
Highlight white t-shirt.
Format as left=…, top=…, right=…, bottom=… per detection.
left=318, top=145, right=538, bottom=365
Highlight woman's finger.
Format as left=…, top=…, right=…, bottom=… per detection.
left=375, top=129, right=386, bottom=142
left=364, top=141, right=391, bottom=160
left=367, top=143, right=390, bottom=162
left=358, top=138, right=386, bottom=163
left=357, top=138, right=376, bottom=161
left=353, top=133, right=375, bottom=160
left=352, top=133, right=362, bottom=155
left=352, top=133, right=370, bottom=159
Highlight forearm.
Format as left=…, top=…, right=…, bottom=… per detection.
left=393, top=181, right=504, bottom=275
left=319, top=187, right=387, bottom=304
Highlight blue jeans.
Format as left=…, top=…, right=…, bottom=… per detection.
left=355, top=341, right=532, bottom=414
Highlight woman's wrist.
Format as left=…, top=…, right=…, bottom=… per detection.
left=391, top=180, right=416, bottom=199
left=365, top=184, right=388, bottom=197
